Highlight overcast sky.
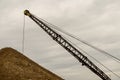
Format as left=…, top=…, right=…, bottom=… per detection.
left=0, top=0, right=120, bottom=80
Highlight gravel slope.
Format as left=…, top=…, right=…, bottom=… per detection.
left=0, top=47, right=63, bottom=80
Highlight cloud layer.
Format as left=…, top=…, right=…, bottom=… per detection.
left=0, top=0, right=120, bottom=80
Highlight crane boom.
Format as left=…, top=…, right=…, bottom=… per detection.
left=24, top=10, right=111, bottom=80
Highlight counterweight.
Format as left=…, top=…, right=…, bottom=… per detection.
left=24, top=10, right=111, bottom=80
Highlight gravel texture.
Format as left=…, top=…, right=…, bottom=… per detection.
left=0, top=47, right=63, bottom=80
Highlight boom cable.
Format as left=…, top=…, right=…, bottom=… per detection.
left=24, top=10, right=119, bottom=80
left=22, top=15, right=25, bottom=53
left=36, top=16, right=120, bottom=64
left=63, top=36, right=120, bottom=79
left=33, top=15, right=120, bottom=78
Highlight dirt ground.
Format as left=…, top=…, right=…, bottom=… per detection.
left=0, top=47, right=63, bottom=80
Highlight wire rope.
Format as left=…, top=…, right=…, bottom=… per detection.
left=22, top=15, right=25, bottom=53
left=63, top=35, right=120, bottom=79
left=32, top=15, right=120, bottom=78
left=36, top=17, right=120, bottom=64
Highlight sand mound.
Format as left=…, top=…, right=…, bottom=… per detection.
left=0, top=47, right=63, bottom=80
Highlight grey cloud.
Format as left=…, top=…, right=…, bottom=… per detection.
left=0, top=0, right=120, bottom=80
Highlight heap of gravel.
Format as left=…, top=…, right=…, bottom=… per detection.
left=0, top=47, right=63, bottom=80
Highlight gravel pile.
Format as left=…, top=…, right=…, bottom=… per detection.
left=0, top=47, right=63, bottom=80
